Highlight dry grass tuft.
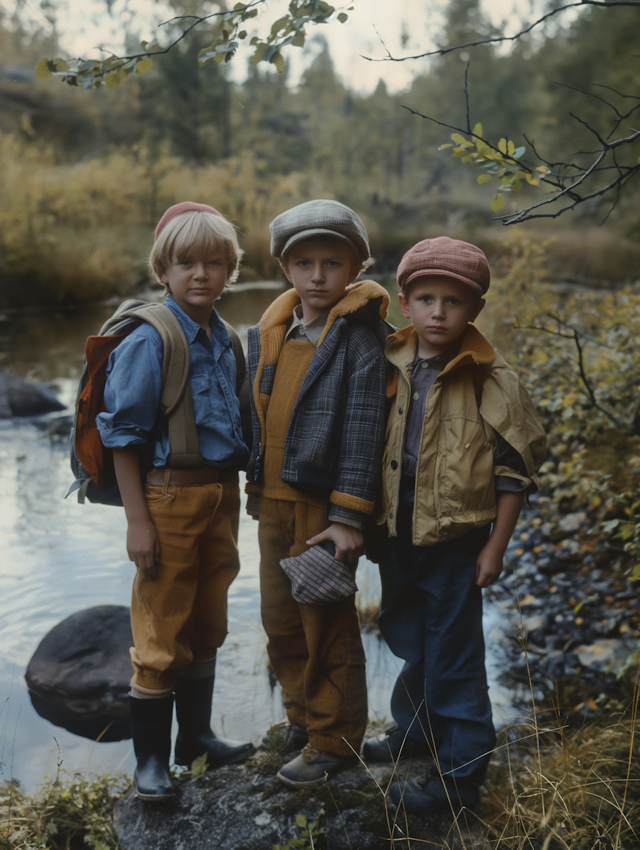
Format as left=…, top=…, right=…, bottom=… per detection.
left=480, top=702, right=640, bottom=849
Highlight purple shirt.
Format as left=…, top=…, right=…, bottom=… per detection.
left=401, top=352, right=527, bottom=493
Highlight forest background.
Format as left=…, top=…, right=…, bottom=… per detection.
left=2, top=0, right=640, bottom=307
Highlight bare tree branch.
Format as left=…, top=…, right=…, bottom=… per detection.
left=498, top=129, right=640, bottom=224
left=403, top=92, right=640, bottom=225
left=464, top=62, right=471, bottom=135
left=362, top=0, right=640, bottom=63
left=554, top=82, right=640, bottom=140
left=515, top=314, right=623, bottom=426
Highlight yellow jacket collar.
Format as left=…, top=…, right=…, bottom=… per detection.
left=386, top=323, right=495, bottom=374
left=258, top=279, right=389, bottom=337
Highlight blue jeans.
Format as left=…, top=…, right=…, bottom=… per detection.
left=378, top=491, right=496, bottom=784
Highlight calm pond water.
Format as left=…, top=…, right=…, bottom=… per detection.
left=0, top=283, right=515, bottom=793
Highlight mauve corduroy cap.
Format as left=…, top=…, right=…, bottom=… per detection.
left=397, top=237, right=490, bottom=295
left=269, top=199, right=370, bottom=261
left=154, top=202, right=221, bottom=240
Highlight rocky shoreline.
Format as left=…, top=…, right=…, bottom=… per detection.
left=114, top=735, right=491, bottom=850
left=491, top=502, right=639, bottom=715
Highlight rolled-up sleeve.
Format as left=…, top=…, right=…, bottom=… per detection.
left=96, top=328, right=163, bottom=449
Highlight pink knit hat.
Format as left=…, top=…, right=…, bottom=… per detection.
left=397, top=237, right=490, bottom=295
left=154, top=202, right=221, bottom=240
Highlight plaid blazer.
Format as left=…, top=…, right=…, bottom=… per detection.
left=246, top=280, right=390, bottom=528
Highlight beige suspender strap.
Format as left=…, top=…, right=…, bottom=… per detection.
left=222, top=319, right=251, bottom=448
left=117, top=303, right=203, bottom=469
left=222, top=319, right=245, bottom=392
left=101, top=303, right=244, bottom=471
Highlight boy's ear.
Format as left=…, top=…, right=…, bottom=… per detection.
left=348, top=263, right=362, bottom=284
left=398, top=291, right=412, bottom=320
left=279, top=259, right=294, bottom=284
left=472, top=298, right=486, bottom=321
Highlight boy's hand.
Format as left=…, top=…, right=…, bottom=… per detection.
left=475, top=490, right=524, bottom=588
left=307, top=522, right=364, bottom=568
left=127, top=518, right=161, bottom=579
left=475, top=540, right=504, bottom=588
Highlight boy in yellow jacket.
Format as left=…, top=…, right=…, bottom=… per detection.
left=364, top=237, right=546, bottom=814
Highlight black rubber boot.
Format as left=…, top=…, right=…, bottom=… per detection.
left=129, top=695, right=176, bottom=802
left=174, top=675, right=256, bottom=768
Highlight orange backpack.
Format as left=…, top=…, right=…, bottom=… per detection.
left=67, top=299, right=244, bottom=506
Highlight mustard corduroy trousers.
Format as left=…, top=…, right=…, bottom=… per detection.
left=258, top=495, right=368, bottom=756
left=130, top=477, right=240, bottom=692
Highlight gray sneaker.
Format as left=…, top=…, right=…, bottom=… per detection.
left=261, top=721, right=309, bottom=753
left=277, top=744, right=358, bottom=787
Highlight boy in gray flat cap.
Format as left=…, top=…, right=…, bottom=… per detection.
left=365, top=237, right=546, bottom=814
left=245, top=199, right=390, bottom=786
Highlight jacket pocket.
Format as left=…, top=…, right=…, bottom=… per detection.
left=440, top=414, right=495, bottom=516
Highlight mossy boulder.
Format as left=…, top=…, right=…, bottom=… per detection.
left=114, top=746, right=489, bottom=849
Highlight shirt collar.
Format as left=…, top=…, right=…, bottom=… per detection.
left=284, top=304, right=331, bottom=345
left=164, top=295, right=228, bottom=347
left=411, top=344, right=459, bottom=372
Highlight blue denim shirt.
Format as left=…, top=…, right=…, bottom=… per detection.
left=96, top=296, right=249, bottom=469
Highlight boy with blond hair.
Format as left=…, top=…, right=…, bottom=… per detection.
left=246, top=199, right=389, bottom=786
left=365, top=236, right=546, bottom=814
left=97, top=202, right=254, bottom=801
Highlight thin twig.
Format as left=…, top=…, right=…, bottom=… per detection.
left=361, top=0, right=640, bottom=63
left=517, top=318, right=623, bottom=425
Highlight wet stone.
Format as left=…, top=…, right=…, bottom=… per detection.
left=542, top=652, right=580, bottom=678
left=554, top=539, right=584, bottom=563
left=0, top=366, right=66, bottom=418
left=574, top=639, right=636, bottom=674
left=591, top=580, right=618, bottom=594
left=591, top=614, right=626, bottom=637
left=25, top=605, right=132, bottom=741
left=528, top=628, right=547, bottom=647
left=535, top=555, right=557, bottom=574
left=549, top=512, right=588, bottom=541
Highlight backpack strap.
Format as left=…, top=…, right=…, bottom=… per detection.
left=222, top=319, right=245, bottom=394
left=101, top=303, right=246, bottom=470
left=116, top=303, right=203, bottom=469
left=222, top=319, right=252, bottom=449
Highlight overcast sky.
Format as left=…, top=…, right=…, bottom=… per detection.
left=24, top=0, right=550, bottom=93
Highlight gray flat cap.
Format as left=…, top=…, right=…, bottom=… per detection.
left=270, top=199, right=370, bottom=261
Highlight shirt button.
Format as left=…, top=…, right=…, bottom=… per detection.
left=391, top=460, right=398, bottom=470
left=421, top=361, right=428, bottom=369
left=413, top=392, right=420, bottom=400
left=398, top=408, right=403, bottom=414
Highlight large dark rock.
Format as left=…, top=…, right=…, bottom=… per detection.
left=0, top=366, right=66, bottom=417
left=114, top=752, right=489, bottom=850
left=25, top=605, right=132, bottom=741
